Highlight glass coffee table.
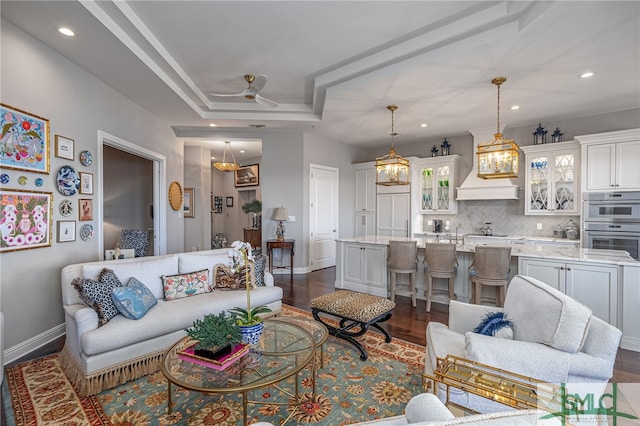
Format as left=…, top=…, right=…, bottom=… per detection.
left=162, top=318, right=315, bottom=426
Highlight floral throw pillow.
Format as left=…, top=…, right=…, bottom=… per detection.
left=72, top=268, right=122, bottom=326
left=111, top=277, right=157, bottom=319
left=162, top=269, right=211, bottom=301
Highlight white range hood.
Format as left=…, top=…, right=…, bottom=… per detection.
left=456, top=127, right=520, bottom=200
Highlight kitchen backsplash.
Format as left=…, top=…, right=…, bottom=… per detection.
left=420, top=196, right=580, bottom=238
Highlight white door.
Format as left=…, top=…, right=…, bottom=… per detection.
left=310, top=164, right=338, bottom=270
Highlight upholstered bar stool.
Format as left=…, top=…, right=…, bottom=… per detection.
left=469, top=245, right=512, bottom=307
left=423, top=243, right=458, bottom=312
left=387, top=240, right=418, bottom=307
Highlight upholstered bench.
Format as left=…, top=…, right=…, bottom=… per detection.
left=310, top=290, right=395, bottom=360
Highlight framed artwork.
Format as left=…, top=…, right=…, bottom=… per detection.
left=214, top=195, right=223, bottom=213
left=0, top=103, right=50, bottom=174
left=79, top=198, right=93, bottom=221
left=0, top=189, right=52, bottom=252
left=54, top=135, right=74, bottom=160
left=234, top=164, right=260, bottom=188
left=184, top=187, right=194, bottom=218
left=79, top=172, right=93, bottom=195
left=57, top=220, right=76, bottom=242
left=226, top=196, right=234, bottom=207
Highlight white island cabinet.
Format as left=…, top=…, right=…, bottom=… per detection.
left=336, top=242, right=387, bottom=297
left=518, top=257, right=619, bottom=326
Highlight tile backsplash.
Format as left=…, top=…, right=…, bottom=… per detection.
left=421, top=196, right=579, bottom=238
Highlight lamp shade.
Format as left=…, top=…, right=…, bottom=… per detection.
left=272, top=207, right=288, bottom=221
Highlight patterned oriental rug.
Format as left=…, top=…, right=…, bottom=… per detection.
left=3, top=305, right=425, bottom=426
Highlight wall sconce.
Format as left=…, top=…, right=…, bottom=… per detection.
left=551, top=127, right=564, bottom=143
left=272, top=206, right=288, bottom=242
left=440, top=138, right=451, bottom=156
left=533, top=124, right=547, bottom=145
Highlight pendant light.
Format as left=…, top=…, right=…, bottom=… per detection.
left=375, top=105, right=410, bottom=186
left=476, top=77, right=520, bottom=179
left=213, top=141, right=240, bottom=172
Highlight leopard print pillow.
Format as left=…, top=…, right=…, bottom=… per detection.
left=213, top=263, right=256, bottom=290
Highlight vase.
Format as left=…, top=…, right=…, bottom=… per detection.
left=239, top=322, right=264, bottom=345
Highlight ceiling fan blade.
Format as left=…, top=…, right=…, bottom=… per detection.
left=255, top=94, right=278, bottom=108
left=208, top=90, right=246, bottom=98
left=251, top=74, right=268, bottom=92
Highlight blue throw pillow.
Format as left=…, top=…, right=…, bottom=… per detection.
left=111, top=277, right=157, bottom=320
left=473, top=311, right=514, bottom=338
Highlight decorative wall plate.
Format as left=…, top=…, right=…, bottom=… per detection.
left=59, top=199, right=73, bottom=216
left=79, top=150, right=93, bottom=166
left=168, top=181, right=183, bottom=211
left=0, top=174, right=9, bottom=184
left=18, top=176, right=28, bottom=185
left=35, top=177, right=44, bottom=187
left=80, top=224, right=94, bottom=241
left=56, top=165, right=79, bottom=196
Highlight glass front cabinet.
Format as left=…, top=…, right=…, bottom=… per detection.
left=415, top=155, right=460, bottom=214
left=521, top=141, right=580, bottom=215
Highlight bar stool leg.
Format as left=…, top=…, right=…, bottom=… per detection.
left=448, top=277, right=456, bottom=302
left=409, top=272, right=416, bottom=308
left=425, top=274, right=433, bottom=312
left=390, top=272, right=397, bottom=302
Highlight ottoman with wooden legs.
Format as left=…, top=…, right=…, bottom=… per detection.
left=310, top=290, right=396, bottom=361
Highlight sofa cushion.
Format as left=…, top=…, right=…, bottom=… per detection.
left=82, top=254, right=179, bottom=299
left=162, top=269, right=212, bottom=301
left=213, top=264, right=255, bottom=290
left=72, top=268, right=122, bottom=326
left=504, top=275, right=592, bottom=353
left=253, top=254, right=267, bottom=286
left=111, top=277, right=157, bottom=320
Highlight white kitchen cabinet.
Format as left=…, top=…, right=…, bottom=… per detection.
left=518, top=257, right=618, bottom=326
left=355, top=212, right=375, bottom=237
left=339, top=242, right=387, bottom=296
left=415, top=155, right=460, bottom=214
left=521, top=142, right=580, bottom=215
left=577, top=128, right=640, bottom=191
left=377, top=193, right=410, bottom=237
left=354, top=163, right=377, bottom=212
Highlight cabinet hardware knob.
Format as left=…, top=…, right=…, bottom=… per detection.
left=560, top=266, right=565, bottom=270
left=566, top=267, right=571, bottom=271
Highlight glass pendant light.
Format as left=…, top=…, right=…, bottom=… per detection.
left=375, top=105, right=410, bottom=186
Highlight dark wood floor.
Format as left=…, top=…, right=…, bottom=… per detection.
left=3, top=267, right=638, bottom=425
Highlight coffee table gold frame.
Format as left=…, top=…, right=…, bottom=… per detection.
left=424, top=355, right=562, bottom=413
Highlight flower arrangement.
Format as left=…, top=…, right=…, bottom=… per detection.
left=227, top=240, right=271, bottom=326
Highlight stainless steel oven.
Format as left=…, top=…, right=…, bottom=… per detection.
left=583, top=192, right=640, bottom=260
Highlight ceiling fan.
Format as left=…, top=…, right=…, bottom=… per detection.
left=209, top=74, right=278, bottom=108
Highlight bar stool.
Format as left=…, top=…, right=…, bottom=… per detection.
left=469, top=245, right=512, bottom=307
left=423, top=242, right=458, bottom=312
left=387, top=240, right=418, bottom=307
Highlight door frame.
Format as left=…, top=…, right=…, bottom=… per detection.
left=98, top=130, right=167, bottom=256
left=309, top=163, right=339, bottom=271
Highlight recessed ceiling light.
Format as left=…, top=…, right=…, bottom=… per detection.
left=510, top=105, right=520, bottom=110
left=208, top=123, right=217, bottom=127
left=419, top=123, right=428, bottom=128
left=239, top=150, right=246, bottom=154
left=57, top=27, right=75, bottom=37
left=579, top=72, right=595, bottom=79
left=211, top=156, right=216, bottom=160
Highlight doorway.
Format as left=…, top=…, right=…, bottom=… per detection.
left=309, top=164, right=339, bottom=270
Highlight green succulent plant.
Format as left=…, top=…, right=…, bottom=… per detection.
left=185, top=312, right=242, bottom=350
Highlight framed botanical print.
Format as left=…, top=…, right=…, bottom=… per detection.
left=0, top=189, right=52, bottom=252
left=184, top=188, right=194, bottom=218
left=79, top=198, right=93, bottom=221
left=0, top=103, right=50, bottom=174
left=79, top=172, right=93, bottom=195
left=57, top=220, right=76, bottom=242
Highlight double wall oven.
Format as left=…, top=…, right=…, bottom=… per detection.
left=583, top=191, right=640, bottom=260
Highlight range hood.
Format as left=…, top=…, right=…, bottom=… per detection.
left=456, top=127, right=520, bottom=200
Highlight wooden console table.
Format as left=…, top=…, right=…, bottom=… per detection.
left=266, top=239, right=294, bottom=280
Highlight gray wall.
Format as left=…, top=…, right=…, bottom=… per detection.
left=184, top=146, right=212, bottom=252
left=1, top=20, right=183, bottom=358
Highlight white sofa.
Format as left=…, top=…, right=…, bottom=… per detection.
left=60, top=249, right=282, bottom=396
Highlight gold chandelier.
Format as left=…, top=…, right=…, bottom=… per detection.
left=213, top=141, right=240, bottom=172
left=476, top=77, right=520, bottom=179
left=375, top=105, right=410, bottom=186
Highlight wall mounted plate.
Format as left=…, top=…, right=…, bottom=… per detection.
left=168, top=181, right=183, bottom=211
left=79, top=150, right=93, bottom=166
left=80, top=224, right=94, bottom=241
left=0, top=174, right=9, bottom=184
left=35, top=177, right=44, bottom=187
left=56, top=165, right=79, bottom=196
left=18, top=176, right=28, bottom=185
left=59, top=199, right=73, bottom=216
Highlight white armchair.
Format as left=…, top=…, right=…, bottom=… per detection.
left=425, top=275, right=622, bottom=413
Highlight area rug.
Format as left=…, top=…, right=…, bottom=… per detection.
left=3, top=305, right=425, bottom=425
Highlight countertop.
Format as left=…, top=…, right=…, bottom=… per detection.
left=336, top=235, right=639, bottom=266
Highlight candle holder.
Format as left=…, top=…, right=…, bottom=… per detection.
left=440, top=138, right=451, bottom=156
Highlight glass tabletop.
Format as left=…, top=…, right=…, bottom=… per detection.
left=162, top=318, right=315, bottom=394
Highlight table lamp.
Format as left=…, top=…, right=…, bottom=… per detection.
left=272, top=206, right=288, bottom=242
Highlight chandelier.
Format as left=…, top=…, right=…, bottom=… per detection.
left=476, top=77, right=520, bottom=179
left=212, top=141, right=240, bottom=172
left=375, top=105, right=410, bottom=186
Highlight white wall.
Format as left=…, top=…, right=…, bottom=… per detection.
left=0, top=20, right=184, bottom=359
left=184, top=146, right=212, bottom=251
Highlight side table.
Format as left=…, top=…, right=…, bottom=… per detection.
left=267, top=239, right=294, bottom=280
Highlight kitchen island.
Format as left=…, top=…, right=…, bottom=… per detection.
left=335, top=235, right=640, bottom=351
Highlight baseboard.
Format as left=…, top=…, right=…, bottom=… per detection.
left=620, top=335, right=640, bottom=352
left=3, top=323, right=65, bottom=365
left=271, top=266, right=312, bottom=275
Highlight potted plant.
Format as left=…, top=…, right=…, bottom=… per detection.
left=241, top=199, right=262, bottom=229
left=228, top=240, right=272, bottom=344
left=185, top=311, right=242, bottom=360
